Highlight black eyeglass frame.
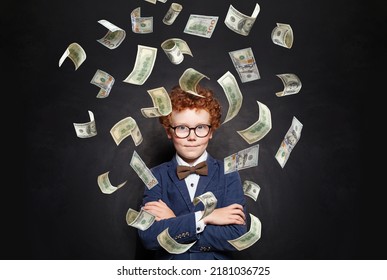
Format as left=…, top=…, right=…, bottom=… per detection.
left=169, top=124, right=212, bottom=139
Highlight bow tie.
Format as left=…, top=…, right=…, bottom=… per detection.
left=176, top=161, right=208, bottom=180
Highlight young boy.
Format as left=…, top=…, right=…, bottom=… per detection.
left=138, top=85, right=247, bottom=260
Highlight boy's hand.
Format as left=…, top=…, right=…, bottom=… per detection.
left=143, top=199, right=176, bottom=221
left=203, top=203, right=246, bottom=225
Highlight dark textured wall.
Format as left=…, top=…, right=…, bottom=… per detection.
left=13, top=0, right=377, bottom=260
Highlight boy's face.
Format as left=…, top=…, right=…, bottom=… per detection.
left=167, top=108, right=213, bottom=164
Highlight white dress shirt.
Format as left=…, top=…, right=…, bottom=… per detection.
left=176, top=151, right=208, bottom=233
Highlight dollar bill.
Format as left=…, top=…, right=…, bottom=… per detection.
left=59, top=42, right=86, bottom=70
left=275, top=116, right=303, bottom=168
left=141, top=107, right=163, bottom=118
left=131, top=7, right=153, bottom=34
left=236, top=144, right=259, bottom=171
left=217, top=71, right=243, bottom=124
left=193, top=191, right=217, bottom=221
left=141, top=87, right=172, bottom=118
left=123, top=45, right=157, bottom=85
left=183, top=14, right=218, bottom=38
left=73, top=110, right=97, bottom=138
left=130, top=123, right=143, bottom=146
left=228, top=213, right=262, bottom=250
left=163, top=3, right=183, bottom=25
left=276, top=73, right=302, bottom=96
left=229, top=47, right=260, bottom=83
left=237, top=101, right=272, bottom=144
left=126, top=208, right=155, bottom=231
left=96, top=19, right=126, bottom=49
left=157, top=228, right=197, bottom=254
left=110, top=117, right=143, bottom=146
left=161, top=38, right=192, bottom=65
left=224, top=153, right=237, bottom=175
left=224, top=4, right=260, bottom=36
left=97, top=171, right=127, bottom=194
left=179, top=68, right=209, bottom=97
left=130, top=150, right=158, bottom=189
left=147, top=87, right=172, bottom=115
left=90, top=69, right=115, bottom=98
left=224, top=144, right=259, bottom=174
left=243, top=180, right=260, bottom=201
left=271, top=23, right=293, bottom=49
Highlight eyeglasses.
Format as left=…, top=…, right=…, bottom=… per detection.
left=169, top=124, right=212, bottom=139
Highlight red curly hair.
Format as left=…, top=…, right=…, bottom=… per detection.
left=159, top=85, right=222, bottom=130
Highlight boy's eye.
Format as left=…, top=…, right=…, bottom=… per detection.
left=176, top=125, right=187, bottom=131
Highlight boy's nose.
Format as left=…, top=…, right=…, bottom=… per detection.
left=186, top=129, right=196, bottom=140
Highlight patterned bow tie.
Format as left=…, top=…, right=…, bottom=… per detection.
left=176, top=161, right=208, bottom=180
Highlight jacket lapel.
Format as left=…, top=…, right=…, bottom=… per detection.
left=194, top=155, right=218, bottom=198
left=167, top=159, right=195, bottom=211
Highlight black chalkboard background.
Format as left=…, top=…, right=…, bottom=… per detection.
left=11, top=0, right=382, bottom=260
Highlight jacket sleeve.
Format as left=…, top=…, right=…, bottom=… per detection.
left=190, top=170, right=248, bottom=252
left=137, top=166, right=199, bottom=250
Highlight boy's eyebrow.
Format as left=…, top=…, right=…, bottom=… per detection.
left=172, top=123, right=209, bottom=127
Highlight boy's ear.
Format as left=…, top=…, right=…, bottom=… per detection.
left=165, top=127, right=173, bottom=139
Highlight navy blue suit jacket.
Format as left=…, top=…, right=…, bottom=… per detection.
left=138, top=154, right=247, bottom=260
